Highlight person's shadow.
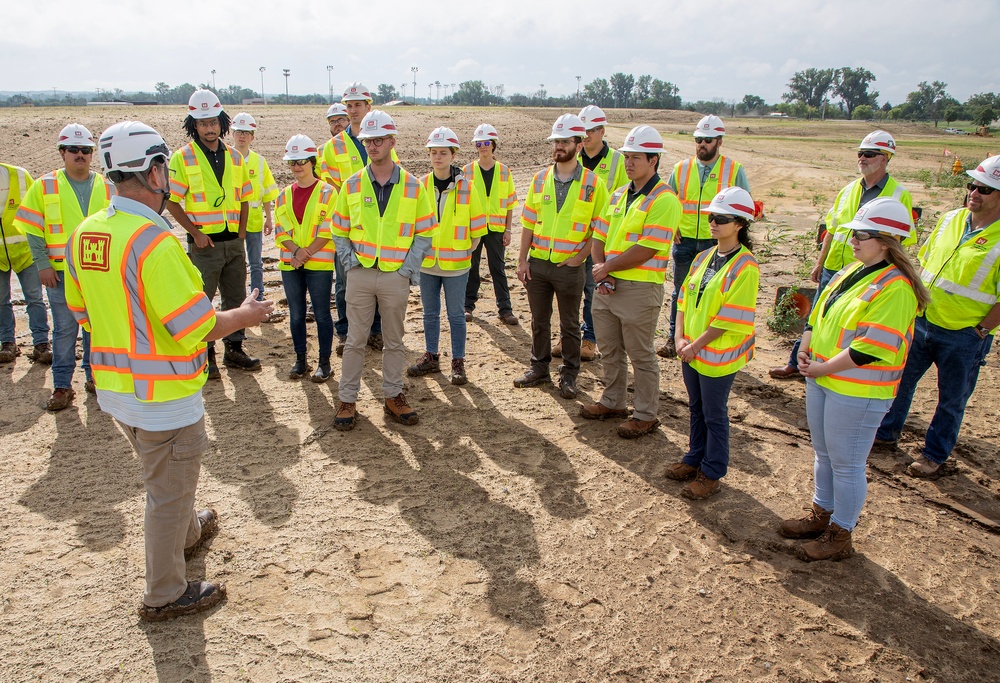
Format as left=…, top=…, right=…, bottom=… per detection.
left=139, top=605, right=217, bottom=683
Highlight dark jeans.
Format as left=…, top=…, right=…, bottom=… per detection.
left=465, top=230, right=513, bottom=316
left=282, top=268, right=334, bottom=358
left=581, top=254, right=596, bottom=343
left=334, top=255, right=380, bottom=339
left=876, top=316, right=993, bottom=463
left=787, top=267, right=837, bottom=369
left=669, top=237, right=717, bottom=337
left=524, top=257, right=585, bottom=380
left=681, top=362, right=737, bottom=480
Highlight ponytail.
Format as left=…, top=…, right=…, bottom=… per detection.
left=881, top=237, right=931, bottom=311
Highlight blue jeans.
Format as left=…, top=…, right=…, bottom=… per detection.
left=334, top=256, right=380, bottom=339
left=876, top=316, right=993, bottom=463
left=281, top=268, right=334, bottom=357
left=47, top=275, right=90, bottom=387
left=806, top=378, right=893, bottom=530
left=581, top=254, right=596, bottom=343
left=0, top=265, right=49, bottom=345
left=245, top=231, right=264, bottom=301
left=681, top=362, right=736, bottom=480
left=419, top=272, right=468, bottom=358
left=787, top=267, right=837, bottom=369
left=669, top=237, right=717, bottom=337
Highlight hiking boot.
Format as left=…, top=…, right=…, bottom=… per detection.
left=30, top=342, right=52, bottom=364
left=464, top=310, right=473, bottom=322
left=139, top=581, right=226, bottom=622
left=311, top=356, right=332, bottom=383
left=499, top=312, right=519, bottom=326
left=206, top=347, right=221, bottom=380
left=0, top=342, right=20, bottom=363
left=184, top=509, right=219, bottom=560
left=656, top=338, right=677, bottom=359
left=514, top=368, right=550, bottom=388
left=779, top=503, right=832, bottom=539
left=367, top=333, right=384, bottom=351
left=580, top=339, right=599, bottom=361
left=617, top=418, right=660, bottom=439
left=289, top=353, right=310, bottom=380
left=664, top=462, right=698, bottom=481
left=798, top=522, right=854, bottom=562
left=580, top=402, right=630, bottom=420
left=681, top=470, right=721, bottom=500
left=334, top=401, right=357, bottom=431
left=906, top=455, right=956, bottom=479
left=335, top=336, right=346, bottom=357
left=384, top=393, right=418, bottom=425
left=84, top=379, right=97, bottom=394
left=768, top=364, right=802, bottom=380
left=46, top=387, right=76, bottom=412
left=223, top=342, right=261, bottom=371
left=558, top=377, right=578, bottom=399
left=407, top=351, right=441, bottom=377
left=450, top=358, right=467, bottom=386
left=552, top=340, right=563, bottom=358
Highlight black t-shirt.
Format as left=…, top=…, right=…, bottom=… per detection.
left=479, top=165, right=495, bottom=197
left=188, top=138, right=238, bottom=243
left=580, top=142, right=608, bottom=172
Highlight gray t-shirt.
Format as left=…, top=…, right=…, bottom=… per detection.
left=66, top=173, right=95, bottom=215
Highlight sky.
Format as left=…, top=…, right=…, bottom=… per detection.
left=3, top=0, right=997, bottom=106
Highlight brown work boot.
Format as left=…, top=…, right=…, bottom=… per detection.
left=367, top=333, right=384, bottom=351
left=656, top=338, right=677, bottom=359
left=798, top=522, right=854, bottom=562
left=580, top=402, right=630, bottom=420
left=513, top=368, right=550, bottom=388
left=768, top=364, right=802, bottom=380
left=335, top=336, right=346, bottom=357
left=29, top=342, right=52, bottom=364
left=0, top=342, right=20, bottom=363
left=450, top=358, right=467, bottom=386
left=617, top=417, right=660, bottom=439
left=551, top=339, right=563, bottom=358
left=681, top=470, right=721, bottom=500
left=384, top=393, right=418, bottom=425
left=334, top=402, right=357, bottom=431
left=499, top=312, right=518, bottom=326
left=580, top=339, right=599, bottom=361
left=779, top=503, right=832, bottom=539
left=84, top=379, right=97, bottom=394
left=664, top=462, right=698, bottom=481
left=46, top=387, right=76, bottom=412
left=407, top=351, right=440, bottom=376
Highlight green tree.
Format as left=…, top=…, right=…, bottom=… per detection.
left=944, top=106, right=961, bottom=124
left=783, top=68, right=838, bottom=109
left=974, top=106, right=996, bottom=129
left=376, top=83, right=398, bottom=103
left=633, top=75, right=652, bottom=104
left=452, top=80, right=489, bottom=106
left=852, top=104, right=875, bottom=120
left=741, top=94, right=766, bottom=113
left=905, top=81, right=949, bottom=126
left=609, top=72, right=635, bottom=108
left=583, top=78, right=612, bottom=108
left=834, top=67, right=878, bottom=118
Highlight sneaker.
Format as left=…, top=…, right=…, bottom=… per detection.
left=778, top=503, right=832, bottom=539
left=335, top=336, right=346, bottom=357
left=384, top=393, right=418, bottom=425
left=450, top=358, right=468, bottom=386
left=46, top=387, right=76, bottom=412
left=84, top=379, right=97, bottom=394
left=551, top=340, right=563, bottom=358
left=138, top=580, right=226, bottom=622
left=513, top=368, right=550, bottom=388
left=334, top=401, right=357, bottom=431
left=768, top=364, right=802, bottom=380
left=499, top=312, right=519, bottom=326
left=367, top=333, right=384, bottom=351
left=681, top=470, right=721, bottom=500
left=407, top=351, right=441, bottom=377
left=580, top=403, right=629, bottom=420
left=29, top=342, right=53, bottom=364
left=580, top=340, right=599, bottom=362
left=656, top=338, right=677, bottom=359
left=558, top=377, right=578, bottom=399
left=223, top=343, right=261, bottom=371
left=664, top=462, right=698, bottom=481
left=797, top=523, right=854, bottom=562
left=616, top=417, right=659, bottom=439
left=0, top=342, right=19, bottom=363
left=184, top=509, right=219, bottom=560
left=311, top=357, right=333, bottom=383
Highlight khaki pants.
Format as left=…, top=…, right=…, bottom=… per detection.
left=338, top=267, right=411, bottom=402
left=119, top=417, right=208, bottom=607
left=592, top=279, right=663, bottom=422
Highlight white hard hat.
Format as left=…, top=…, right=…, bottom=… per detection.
left=703, top=187, right=756, bottom=222
left=578, top=105, right=608, bottom=131
left=472, top=123, right=499, bottom=143
left=357, top=110, right=397, bottom=139
left=620, top=125, right=664, bottom=154
left=97, top=121, right=170, bottom=174
left=283, top=134, right=318, bottom=161
left=967, top=154, right=1000, bottom=191
left=426, top=126, right=461, bottom=149
left=858, top=130, right=896, bottom=155
left=342, top=82, right=373, bottom=102
left=843, top=197, right=913, bottom=239
left=326, top=103, right=348, bottom=119
left=57, top=123, right=96, bottom=148
left=694, top=115, right=725, bottom=138
left=547, top=113, right=587, bottom=140
left=188, top=89, right=224, bottom=120
left=231, top=112, right=257, bottom=131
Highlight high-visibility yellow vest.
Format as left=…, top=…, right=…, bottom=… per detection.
left=671, top=156, right=744, bottom=240
left=462, top=160, right=518, bottom=233
left=521, top=164, right=609, bottom=264
left=13, top=169, right=114, bottom=272
left=274, top=182, right=338, bottom=271
left=320, top=133, right=399, bottom=190
left=331, top=167, right=437, bottom=272
left=678, top=246, right=759, bottom=377
left=64, top=206, right=216, bottom=402
left=420, top=172, right=487, bottom=271
left=242, top=150, right=278, bottom=234
left=168, top=141, right=251, bottom=235
left=0, top=163, right=34, bottom=272
left=582, top=145, right=629, bottom=193
left=596, top=180, right=679, bottom=284
left=808, top=263, right=917, bottom=399
left=822, top=176, right=913, bottom=271
left=918, top=208, right=1000, bottom=331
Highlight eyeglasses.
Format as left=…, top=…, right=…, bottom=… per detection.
left=694, top=137, right=717, bottom=145
left=475, top=141, right=493, bottom=148
left=857, top=151, right=884, bottom=159
left=62, top=146, right=93, bottom=155
left=707, top=214, right=735, bottom=225
left=287, top=159, right=311, bottom=167
left=851, top=229, right=880, bottom=241
left=362, top=136, right=391, bottom=147
left=967, top=182, right=997, bottom=195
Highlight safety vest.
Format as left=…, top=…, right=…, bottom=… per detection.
left=597, top=180, right=679, bottom=284
left=321, top=132, right=398, bottom=190
left=808, top=263, right=917, bottom=399
left=331, top=167, right=437, bottom=272
left=582, top=145, right=629, bottom=192
left=672, top=156, right=743, bottom=240
left=242, top=150, right=278, bottom=234
left=522, top=164, right=608, bottom=264
left=13, top=169, right=114, bottom=272
left=462, top=160, right=518, bottom=233
left=823, top=176, right=913, bottom=271
left=274, top=182, right=338, bottom=271
left=167, top=141, right=251, bottom=235
left=420, top=172, right=487, bottom=271
left=679, top=246, right=759, bottom=377
left=64, top=206, right=216, bottom=402
left=918, top=208, right=1000, bottom=331
left=0, top=164, right=34, bottom=272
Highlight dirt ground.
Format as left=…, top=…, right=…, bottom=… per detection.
left=2, top=105, right=999, bottom=683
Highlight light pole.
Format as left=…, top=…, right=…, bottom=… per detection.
left=259, top=66, right=265, bottom=104
left=327, top=65, right=334, bottom=104
left=401, top=83, right=406, bottom=100
left=435, top=80, right=441, bottom=102
left=283, top=68, right=291, bottom=104
left=410, top=66, right=418, bottom=104
left=211, top=69, right=216, bottom=90
left=576, top=75, right=581, bottom=102
left=428, top=83, right=432, bottom=102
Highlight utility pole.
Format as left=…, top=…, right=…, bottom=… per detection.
left=428, top=83, right=432, bottom=102
left=411, top=66, right=418, bottom=104
left=211, top=69, right=216, bottom=90
left=327, top=66, right=334, bottom=104
left=259, top=66, right=266, bottom=104
left=576, top=75, right=581, bottom=102
left=283, top=68, right=291, bottom=104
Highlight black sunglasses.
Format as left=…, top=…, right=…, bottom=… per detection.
left=967, top=182, right=996, bottom=196
left=851, top=229, right=880, bottom=241
left=694, top=137, right=717, bottom=145
left=62, top=146, right=93, bottom=155
left=707, top=214, right=735, bottom=225
left=857, top=151, right=884, bottom=159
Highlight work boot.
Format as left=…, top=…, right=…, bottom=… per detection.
left=184, top=509, right=219, bottom=560
left=407, top=351, right=440, bottom=376
left=84, top=378, right=97, bottom=394
left=335, top=336, right=346, bottom=357
left=558, top=377, right=578, bottom=399
left=0, top=342, right=19, bottom=363
left=580, top=339, right=599, bottom=361
left=46, top=387, right=76, bottom=412
left=513, top=368, right=550, bottom=388
left=664, top=462, right=698, bottom=481
left=768, top=364, right=802, bottom=380
left=656, top=338, right=677, bottom=359
left=779, top=503, right=833, bottom=539
left=580, top=402, right=629, bottom=420
left=464, top=310, right=473, bottom=322
left=681, top=470, right=721, bottom=500
left=499, top=312, right=519, bottom=326
left=367, top=333, right=384, bottom=351
left=617, top=417, right=660, bottom=439
left=29, top=342, right=52, bottom=364
left=206, top=346, right=221, bottom=380
left=289, top=353, right=310, bottom=380
left=552, top=340, right=563, bottom=358
left=334, top=402, right=357, bottom=431
left=798, top=522, right=854, bottom=562
left=384, top=393, right=418, bottom=425
left=450, top=358, right=467, bottom=386
left=311, top=356, right=332, bottom=383
left=223, top=342, right=261, bottom=371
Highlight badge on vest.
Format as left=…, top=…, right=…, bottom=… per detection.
left=543, top=194, right=551, bottom=202
left=600, top=163, right=607, bottom=170
left=364, top=196, right=372, bottom=204
left=249, top=170, right=256, bottom=176
left=976, top=236, right=988, bottom=246
left=351, top=156, right=359, bottom=163
left=709, top=174, right=717, bottom=180
left=79, top=233, right=111, bottom=272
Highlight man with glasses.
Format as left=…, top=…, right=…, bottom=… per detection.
left=318, top=103, right=349, bottom=187
left=14, top=123, right=112, bottom=410
left=769, top=130, right=912, bottom=379
left=658, top=115, right=750, bottom=359
left=167, top=89, right=258, bottom=379
left=875, top=155, right=1000, bottom=478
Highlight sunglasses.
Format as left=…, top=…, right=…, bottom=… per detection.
left=694, top=137, right=717, bottom=145
left=851, top=229, right=880, bottom=241
left=475, top=141, right=493, bottom=148
left=287, top=159, right=311, bottom=167
left=707, top=214, right=735, bottom=225
left=857, top=151, right=884, bottom=159
left=967, top=182, right=996, bottom=195
left=62, top=146, right=93, bottom=155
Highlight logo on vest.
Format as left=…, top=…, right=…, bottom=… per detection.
left=709, top=174, right=717, bottom=180
left=364, top=196, right=372, bottom=204
left=600, top=163, right=607, bottom=170
left=249, top=169, right=255, bottom=176
left=79, top=233, right=111, bottom=272
left=976, top=236, right=989, bottom=246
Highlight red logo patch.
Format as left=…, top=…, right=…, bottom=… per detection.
left=79, top=233, right=111, bottom=272
left=976, top=236, right=989, bottom=245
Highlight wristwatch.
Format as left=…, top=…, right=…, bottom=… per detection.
left=975, top=324, right=991, bottom=338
